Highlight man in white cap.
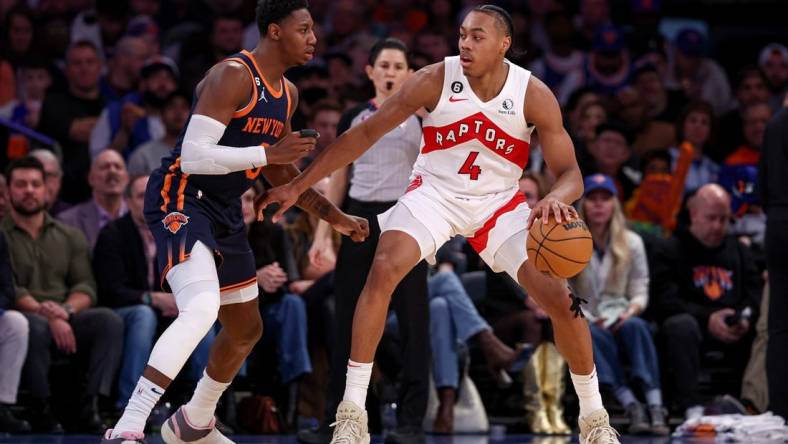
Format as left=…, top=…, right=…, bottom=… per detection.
left=758, top=43, right=788, bottom=109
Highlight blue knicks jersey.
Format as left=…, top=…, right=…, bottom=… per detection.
left=151, top=50, right=291, bottom=218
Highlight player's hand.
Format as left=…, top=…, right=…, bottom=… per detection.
left=255, top=183, right=299, bottom=222
left=331, top=214, right=369, bottom=243
left=49, top=318, right=77, bottom=354
left=266, top=132, right=317, bottom=165
left=527, top=195, right=578, bottom=229
left=151, top=292, right=178, bottom=317
left=708, top=309, right=739, bottom=343
left=308, top=233, right=337, bottom=271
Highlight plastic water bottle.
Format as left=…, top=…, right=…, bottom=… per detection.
left=381, top=402, right=397, bottom=436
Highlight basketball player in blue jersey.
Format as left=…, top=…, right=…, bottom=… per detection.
left=261, top=5, right=620, bottom=444
left=103, top=1, right=369, bottom=443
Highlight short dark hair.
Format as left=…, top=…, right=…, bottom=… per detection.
left=735, top=65, right=768, bottom=90
left=5, top=156, right=45, bottom=183
left=639, top=148, right=672, bottom=173
left=310, top=100, right=342, bottom=121
left=473, top=4, right=514, bottom=37
left=66, top=40, right=100, bottom=61
left=125, top=174, right=148, bottom=197
left=675, top=100, right=715, bottom=148
left=596, top=121, right=634, bottom=145
left=368, top=38, right=409, bottom=67
left=256, top=0, right=309, bottom=37
left=164, top=91, right=191, bottom=109
left=632, top=64, right=659, bottom=82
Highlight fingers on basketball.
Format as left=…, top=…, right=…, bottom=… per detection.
left=526, top=216, right=593, bottom=278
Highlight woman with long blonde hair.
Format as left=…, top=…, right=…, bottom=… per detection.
left=572, top=174, right=669, bottom=436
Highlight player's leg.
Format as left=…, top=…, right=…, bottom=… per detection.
left=107, top=241, right=222, bottom=441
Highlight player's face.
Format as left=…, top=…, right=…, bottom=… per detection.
left=583, top=190, right=615, bottom=227
left=366, top=49, right=411, bottom=96
left=458, top=12, right=511, bottom=77
left=8, top=168, right=46, bottom=216
left=276, top=9, right=317, bottom=66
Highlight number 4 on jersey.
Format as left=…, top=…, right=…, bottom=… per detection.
left=459, top=151, right=482, bottom=180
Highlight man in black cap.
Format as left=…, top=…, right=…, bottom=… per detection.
left=89, top=56, right=179, bottom=159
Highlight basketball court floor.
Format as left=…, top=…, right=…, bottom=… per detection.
left=0, top=435, right=713, bottom=443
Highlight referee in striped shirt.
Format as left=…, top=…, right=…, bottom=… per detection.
left=299, top=38, right=427, bottom=444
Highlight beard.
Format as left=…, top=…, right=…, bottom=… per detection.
left=143, top=91, right=168, bottom=109
left=11, top=199, right=45, bottom=216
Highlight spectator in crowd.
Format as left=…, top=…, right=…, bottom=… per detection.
left=127, top=91, right=190, bottom=176
left=8, top=57, right=52, bottom=130
left=57, top=150, right=129, bottom=249
left=0, top=174, right=7, bottom=220
left=615, top=86, right=675, bottom=155
left=179, top=14, right=244, bottom=93
left=299, top=100, right=342, bottom=169
left=1, top=156, right=123, bottom=433
left=572, top=174, right=669, bottom=436
left=758, top=43, right=788, bottom=109
left=2, top=6, right=35, bottom=68
left=70, top=0, right=131, bottom=61
left=566, top=87, right=601, bottom=139
left=669, top=101, right=719, bottom=194
left=528, top=10, right=586, bottom=106
left=586, top=122, right=639, bottom=201
left=126, top=15, right=161, bottom=58
left=575, top=100, right=608, bottom=146
left=725, top=102, right=772, bottom=167
left=36, top=41, right=105, bottom=204
left=584, top=24, right=632, bottom=97
left=28, top=150, right=70, bottom=216
left=92, top=174, right=214, bottom=408
left=90, top=56, right=178, bottom=159
left=667, top=28, right=733, bottom=115
left=632, top=64, right=687, bottom=125
left=414, top=29, right=452, bottom=64
left=0, top=231, right=30, bottom=433
left=575, top=0, right=612, bottom=49
left=718, top=67, right=771, bottom=161
left=99, top=35, right=150, bottom=102
left=760, top=106, right=788, bottom=420
left=651, top=184, right=762, bottom=420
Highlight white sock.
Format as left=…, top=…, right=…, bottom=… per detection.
left=183, top=371, right=230, bottom=427
left=112, top=377, right=165, bottom=437
left=570, top=366, right=605, bottom=419
left=342, top=360, right=373, bottom=409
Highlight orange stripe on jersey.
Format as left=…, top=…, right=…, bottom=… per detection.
left=242, top=50, right=283, bottom=99
left=284, top=79, right=292, bottom=119
left=176, top=174, right=188, bottom=211
left=220, top=277, right=258, bottom=293
left=160, top=158, right=181, bottom=212
left=225, top=57, right=258, bottom=118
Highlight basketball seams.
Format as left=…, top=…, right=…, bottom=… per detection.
left=537, top=242, right=590, bottom=264
left=528, top=218, right=592, bottom=277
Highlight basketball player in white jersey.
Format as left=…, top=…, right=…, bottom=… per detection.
left=260, top=5, right=620, bottom=443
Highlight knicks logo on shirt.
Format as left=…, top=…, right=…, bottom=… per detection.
left=692, top=266, right=733, bottom=300
left=162, top=212, right=190, bottom=234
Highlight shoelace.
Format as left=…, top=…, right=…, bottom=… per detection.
left=329, top=416, right=362, bottom=444
left=584, top=424, right=620, bottom=444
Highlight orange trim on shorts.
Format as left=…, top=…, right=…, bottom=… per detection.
left=225, top=57, right=258, bottom=118
left=159, top=158, right=181, bottom=212
left=220, top=277, right=258, bottom=293
left=241, top=50, right=283, bottom=99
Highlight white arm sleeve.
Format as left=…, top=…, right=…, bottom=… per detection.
left=180, top=114, right=268, bottom=175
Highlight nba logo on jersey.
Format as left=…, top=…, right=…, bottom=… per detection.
left=162, top=212, right=190, bottom=234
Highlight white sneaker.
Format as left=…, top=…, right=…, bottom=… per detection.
left=160, top=406, right=233, bottom=444
left=329, top=401, right=370, bottom=444
left=578, top=409, right=621, bottom=444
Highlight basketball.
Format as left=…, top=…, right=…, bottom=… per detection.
left=526, top=217, right=593, bottom=278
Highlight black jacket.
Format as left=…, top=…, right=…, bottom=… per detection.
left=650, top=229, right=762, bottom=327
left=759, top=106, right=788, bottom=221
left=93, top=213, right=161, bottom=308
left=0, top=232, right=15, bottom=310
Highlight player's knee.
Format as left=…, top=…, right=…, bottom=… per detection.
left=177, top=284, right=221, bottom=336
left=368, top=253, right=409, bottom=291
left=234, top=313, right=263, bottom=346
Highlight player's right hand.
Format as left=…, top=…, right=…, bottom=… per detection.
left=266, top=132, right=317, bottom=165
left=255, top=183, right=299, bottom=222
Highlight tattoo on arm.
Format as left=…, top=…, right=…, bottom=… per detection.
left=297, top=189, right=332, bottom=220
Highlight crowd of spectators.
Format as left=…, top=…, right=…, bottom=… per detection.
left=0, top=0, right=786, bottom=437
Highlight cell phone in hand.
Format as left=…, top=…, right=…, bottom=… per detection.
left=725, top=306, right=752, bottom=326
left=298, top=129, right=319, bottom=138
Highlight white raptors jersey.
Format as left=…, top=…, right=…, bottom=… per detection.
left=411, top=55, right=533, bottom=197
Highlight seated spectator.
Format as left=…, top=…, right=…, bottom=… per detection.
left=632, top=64, right=687, bottom=125
left=90, top=56, right=178, bottom=159
left=575, top=100, right=608, bottom=149
left=29, top=149, right=71, bottom=216
left=528, top=10, right=586, bottom=106
left=36, top=41, right=105, bottom=204
left=97, top=35, right=149, bottom=102
left=0, top=231, right=30, bottom=433
left=758, top=43, right=788, bottom=109
left=669, top=101, right=719, bottom=195
left=71, top=0, right=133, bottom=66
left=127, top=91, right=190, bottom=176
left=667, top=28, right=733, bottom=115
left=93, top=174, right=214, bottom=408
left=651, top=184, right=762, bottom=420
left=428, top=267, right=524, bottom=434
left=298, top=101, right=342, bottom=169
left=572, top=174, right=669, bottom=436
left=725, top=102, right=772, bottom=167
left=9, top=57, right=52, bottom=130
left=0, top=174, right=7, bottom=219
left=57, top=150, right=129, bottom=249
left=586, top=122, right=639, bottom=201
left=717, top=67, right=771, bottom=161
left=584, top=24, right=632, bottom=97
left=615, top=86, right=675, bottom=155
left=1, top=156, right=123, bottom=433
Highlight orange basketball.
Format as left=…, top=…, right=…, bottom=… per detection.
left=526, top=217, right=593, bottom=278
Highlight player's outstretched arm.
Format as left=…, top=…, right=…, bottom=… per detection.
left=524, top=76, right=583, bottom=228
left=258, top=63, right=444, bottom=221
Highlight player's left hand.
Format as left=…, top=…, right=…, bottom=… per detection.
left=256, top=183, right=299, bottom=222
left=527, top=195, right=578, bottom=229
left=331, top=214, right=369, bottom=242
